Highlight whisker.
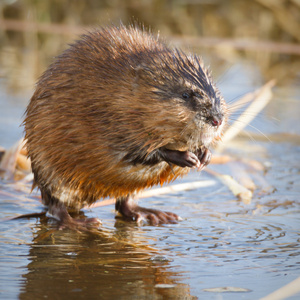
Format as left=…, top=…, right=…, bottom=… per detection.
left=227, top=118, right=272, bottom=142
left=227, top=102, right=252, bottom=110
left=246, top=123, right=272, bottom=142
left=227, top=112, right=264, bottom=118
left=215, top=65, right=233, bottom=85
left=237, top=129, right=258, bottom=143
left=226, top=92, right=250, bottom=105
left=228, top=110, right=276, bottom=123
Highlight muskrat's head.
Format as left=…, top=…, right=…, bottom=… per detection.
left=134, top=48, right=226, bottom=152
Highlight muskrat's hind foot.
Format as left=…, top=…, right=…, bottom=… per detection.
left=115, top=196, right=181, bottom=226
left=48, top=201, right=101, bottom=231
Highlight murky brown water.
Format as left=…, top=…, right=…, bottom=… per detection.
left=1, top=59, right=299, bottom=300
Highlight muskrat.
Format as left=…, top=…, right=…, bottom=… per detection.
left=24, top=25, right=226, bottom=229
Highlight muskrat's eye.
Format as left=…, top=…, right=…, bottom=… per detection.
left=182, top=92, right=191, bottom=99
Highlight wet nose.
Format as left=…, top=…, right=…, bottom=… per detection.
left=211, top=115, right=223, bottom=127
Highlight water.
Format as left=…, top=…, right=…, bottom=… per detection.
left=0, top=60, right=300, bottom=299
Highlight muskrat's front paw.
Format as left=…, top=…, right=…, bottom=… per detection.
left=161, top=148, right=200, bottom=168
left=196, top=147, right=212, bottom=171
left=180, top=151, right=201, bottom=168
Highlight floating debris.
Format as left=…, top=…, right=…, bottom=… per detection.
left=203, top=286, right=251, bottom=293
left=155, top=284, right=177, bottom=289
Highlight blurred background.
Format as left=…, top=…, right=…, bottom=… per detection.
left=0, top=0, right=299, bottom=92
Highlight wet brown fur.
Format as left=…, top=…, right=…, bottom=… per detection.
left=24, top=25, right=226, bottom=211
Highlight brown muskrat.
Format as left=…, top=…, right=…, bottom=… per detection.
left=24, top=25, right=226, bottom=228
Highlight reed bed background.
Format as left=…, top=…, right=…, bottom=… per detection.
left=0, top=0, right=299, bottom=92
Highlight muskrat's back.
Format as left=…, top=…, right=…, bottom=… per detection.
left=24, top=25, right=226, bottom=226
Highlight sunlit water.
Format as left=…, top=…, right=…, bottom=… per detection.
left=0, top=62, right=299, bottom=300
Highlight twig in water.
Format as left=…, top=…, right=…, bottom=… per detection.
left=205, top=168, right=253, bottom=204
left=0, top=139, right=25, bottom=180
left=260, top=276, right=300, bottom=300
left=229, top=162, right=256, bottom=191
left=87, top=180, right=217, bottom=209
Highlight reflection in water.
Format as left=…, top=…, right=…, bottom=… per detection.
left=19, top=217, right=194, bottom=300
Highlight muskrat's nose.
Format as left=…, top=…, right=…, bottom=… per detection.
left=211, top=115, right=223, bottom=127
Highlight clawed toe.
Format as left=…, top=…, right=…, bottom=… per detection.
left=116, top=196, right=182, bottom=226
left=196, top=147, right=212, bottom=171
left=120, top=205, right=181, bottom=226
